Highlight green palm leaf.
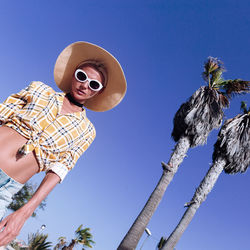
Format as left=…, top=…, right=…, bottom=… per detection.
left=73, top=225, right=95, bottom=249
left=202, top=57, right=250, bottom=107
left=28, top=232, right=52, bottom=250
left=202, top=56, right=225, bottom=87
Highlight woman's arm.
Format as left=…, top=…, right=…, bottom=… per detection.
left=0, top=170, right=60, bottom=246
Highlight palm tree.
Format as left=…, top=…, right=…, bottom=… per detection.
left=8, top=182, right=46, bottom=217
left=161, top=103, right=250, bottom=249
left=62, top=225, right=95, bottom=250
left=118, top=57, right=250, bottom=250
left=28, top=232, right=52, bottom=250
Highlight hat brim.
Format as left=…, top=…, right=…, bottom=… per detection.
left=54, top=41, right=127, bottom=112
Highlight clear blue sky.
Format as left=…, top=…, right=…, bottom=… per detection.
left=0, top=1, right=249, bottom=249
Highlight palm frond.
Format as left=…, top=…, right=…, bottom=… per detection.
left=28, top=232, right=52, bottom=250
left=76, top=224, right=83, bottom=233
left=210, top=70, right=224, bottom=88
left=222, top=79, right=250, bottom=98
left=202, top=57, right=225, bottom=87
left=218, top=93, right=229, bottom=108
left=241, top=101, right=249, bottom=114
left=213, top=113, right=250, bottom=173
left=72, top=225, right=95, bottom=248
left=202, top=57, right=250, bottom=105
left=172, top=86, right=224, bottom=147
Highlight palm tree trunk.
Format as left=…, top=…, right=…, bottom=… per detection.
left=161, top=158, right=226, bottom=250
left=62, top=239, right=76, bottom=250
left=118, top=137, right=190, bottom=250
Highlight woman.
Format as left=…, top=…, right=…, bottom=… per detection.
left=0, top=41, right=127, bottom=245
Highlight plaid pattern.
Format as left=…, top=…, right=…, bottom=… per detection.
left=0, top=81, right=96, bottom=182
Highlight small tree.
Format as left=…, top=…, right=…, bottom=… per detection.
left=8, top=182, right=46, bottom=217
left=61, top=225, right=95, bottom=250
left=28, top=232, right=52, bottom=250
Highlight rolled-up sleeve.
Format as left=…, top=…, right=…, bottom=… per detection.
left=46, top=152, right=72, bottom=183
left=46, top=123, right=96, bottom=183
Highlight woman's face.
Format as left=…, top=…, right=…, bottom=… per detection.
left=70, top=64, right=105, bottom=104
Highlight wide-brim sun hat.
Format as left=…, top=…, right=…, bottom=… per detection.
left=54, top=41, right=127, bottom=112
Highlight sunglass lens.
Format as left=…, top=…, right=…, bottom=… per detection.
left=89, top=80, right=101, bottom=90
left=76, top=71, right=87, bottom=81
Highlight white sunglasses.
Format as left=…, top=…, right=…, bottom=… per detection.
left=74, top=69, right=104, bottom=92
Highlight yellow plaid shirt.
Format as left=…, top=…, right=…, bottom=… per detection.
left=0, top=81, right=96, bottom=182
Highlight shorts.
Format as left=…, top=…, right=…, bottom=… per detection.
left=0, top=169, right=24, bottom=220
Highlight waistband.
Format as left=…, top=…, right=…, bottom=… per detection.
left=0, top=168, right=24, bottom=195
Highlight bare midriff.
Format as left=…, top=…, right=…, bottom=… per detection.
left=0, top=126, right=40, bottom=184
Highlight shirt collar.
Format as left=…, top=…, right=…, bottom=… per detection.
left=55, top=92, right=87, bottom=120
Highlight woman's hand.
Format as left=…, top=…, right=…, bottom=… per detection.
left=0, top=170, right=60, bottom=246
left=0, top=208, right=30, bottom=246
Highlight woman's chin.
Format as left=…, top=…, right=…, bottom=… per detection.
left=71, top=89, right=97, bottom=103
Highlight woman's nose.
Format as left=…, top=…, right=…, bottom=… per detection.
left=80, top=81, right=89, bottom=89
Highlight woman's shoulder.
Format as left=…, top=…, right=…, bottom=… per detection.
left=28, top=81, right=57, bottom=94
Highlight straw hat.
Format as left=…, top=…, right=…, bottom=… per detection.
left=54, top=41, right=127, bottom=112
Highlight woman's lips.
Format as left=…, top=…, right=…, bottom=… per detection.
left=77, top=89, right=86, bottom=95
